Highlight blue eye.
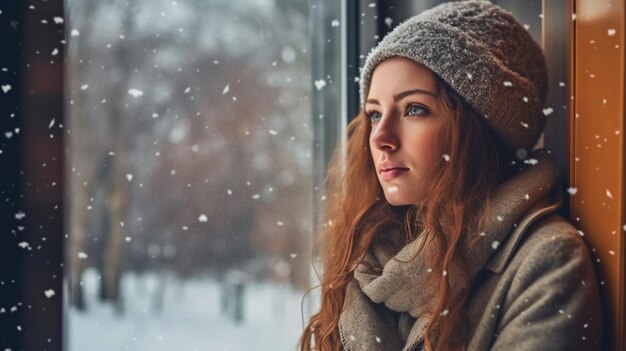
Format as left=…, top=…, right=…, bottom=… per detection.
left=406, top=103, right=428, bottom=116
left=368, top=111, right=382, bottom=123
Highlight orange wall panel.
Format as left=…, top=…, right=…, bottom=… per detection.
left=572, top=0, right=625, bottom=349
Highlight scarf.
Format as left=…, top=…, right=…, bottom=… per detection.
left=338, top=153, right=560, bottom=351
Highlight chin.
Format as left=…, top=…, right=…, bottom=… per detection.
left=383, top=193, right=412, bottom=206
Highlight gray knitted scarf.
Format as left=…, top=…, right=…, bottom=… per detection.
left=338, top=153, right=558, bottom=351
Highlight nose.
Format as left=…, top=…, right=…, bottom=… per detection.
left=370, top=112, right=400, bottom=152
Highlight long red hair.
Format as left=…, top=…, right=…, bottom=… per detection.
left=300, top=74, right=516, bottom=351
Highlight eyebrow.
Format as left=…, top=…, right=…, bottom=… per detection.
left=365, top=88, right=437, bottom=105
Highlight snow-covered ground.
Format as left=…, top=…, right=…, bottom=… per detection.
left=68, top=269, right=313, bottom=350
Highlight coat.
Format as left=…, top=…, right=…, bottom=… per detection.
left=338, top=153, right=604, bottom=350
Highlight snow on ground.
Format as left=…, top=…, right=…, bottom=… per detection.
left=68, top=268, right=311, bottom=350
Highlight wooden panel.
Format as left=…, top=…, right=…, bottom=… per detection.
left=572, top=0, right=625, bottom=349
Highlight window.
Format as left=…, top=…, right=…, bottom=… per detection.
left=66, top=0, right=315, bottom=349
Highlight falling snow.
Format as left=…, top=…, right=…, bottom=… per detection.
left=1, top=84, right=11, bottom=93
left=128, top=89, right=144, bottom=98
left=198, top=214, right=208, bottom=222
left=314, top=79, right=326, bottom=90
left=78, top=252, right=88, bottom=259
left=15, top=211, right=26, bottom=220
left=44, top=289, right=56, bottom=298
left=524, top=158, right=538, bottom=165
left=567, top=187, right=578, bottom=195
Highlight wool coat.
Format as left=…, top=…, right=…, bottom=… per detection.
left=338, top=154, right=604, bottom=350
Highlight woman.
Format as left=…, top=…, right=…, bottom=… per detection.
left=300, top=1, right=603, bottom=351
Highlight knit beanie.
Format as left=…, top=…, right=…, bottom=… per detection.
left=360, top=0, right=548, bottom=152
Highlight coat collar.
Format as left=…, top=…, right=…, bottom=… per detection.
left=338, top=151, right=562, bottom=351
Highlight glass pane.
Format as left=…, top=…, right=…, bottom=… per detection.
left=65, top=0, right=312, bottom=349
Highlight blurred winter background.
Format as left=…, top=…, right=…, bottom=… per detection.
left=65, top=0, right=322, bottom=349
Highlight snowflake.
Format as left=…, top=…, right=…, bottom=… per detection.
left=128, top=89, right=143, bottom=98
left=198, top=214, right=208, bottom=222
left=44, top=289, right=55, bottom=298
left=314, top=79, right=326, bottom=90
left=524, top=158, right=538, bottom=165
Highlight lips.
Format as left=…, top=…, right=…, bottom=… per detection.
left=379, top=161, right=409, bottom=181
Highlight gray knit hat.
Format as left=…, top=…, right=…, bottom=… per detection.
left=360, top=0, right=548, bottom=152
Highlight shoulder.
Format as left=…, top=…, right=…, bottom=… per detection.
left=488, top=214, right=604, bottom=349
left=514, top=214, right=593, bottom=272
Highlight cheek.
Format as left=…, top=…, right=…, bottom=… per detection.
left=369, top=132, right=378, bottom=159
left=408, top=127, right=443, bottom=165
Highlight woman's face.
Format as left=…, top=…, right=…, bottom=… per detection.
left=366, top=57, right=447, bottom=206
